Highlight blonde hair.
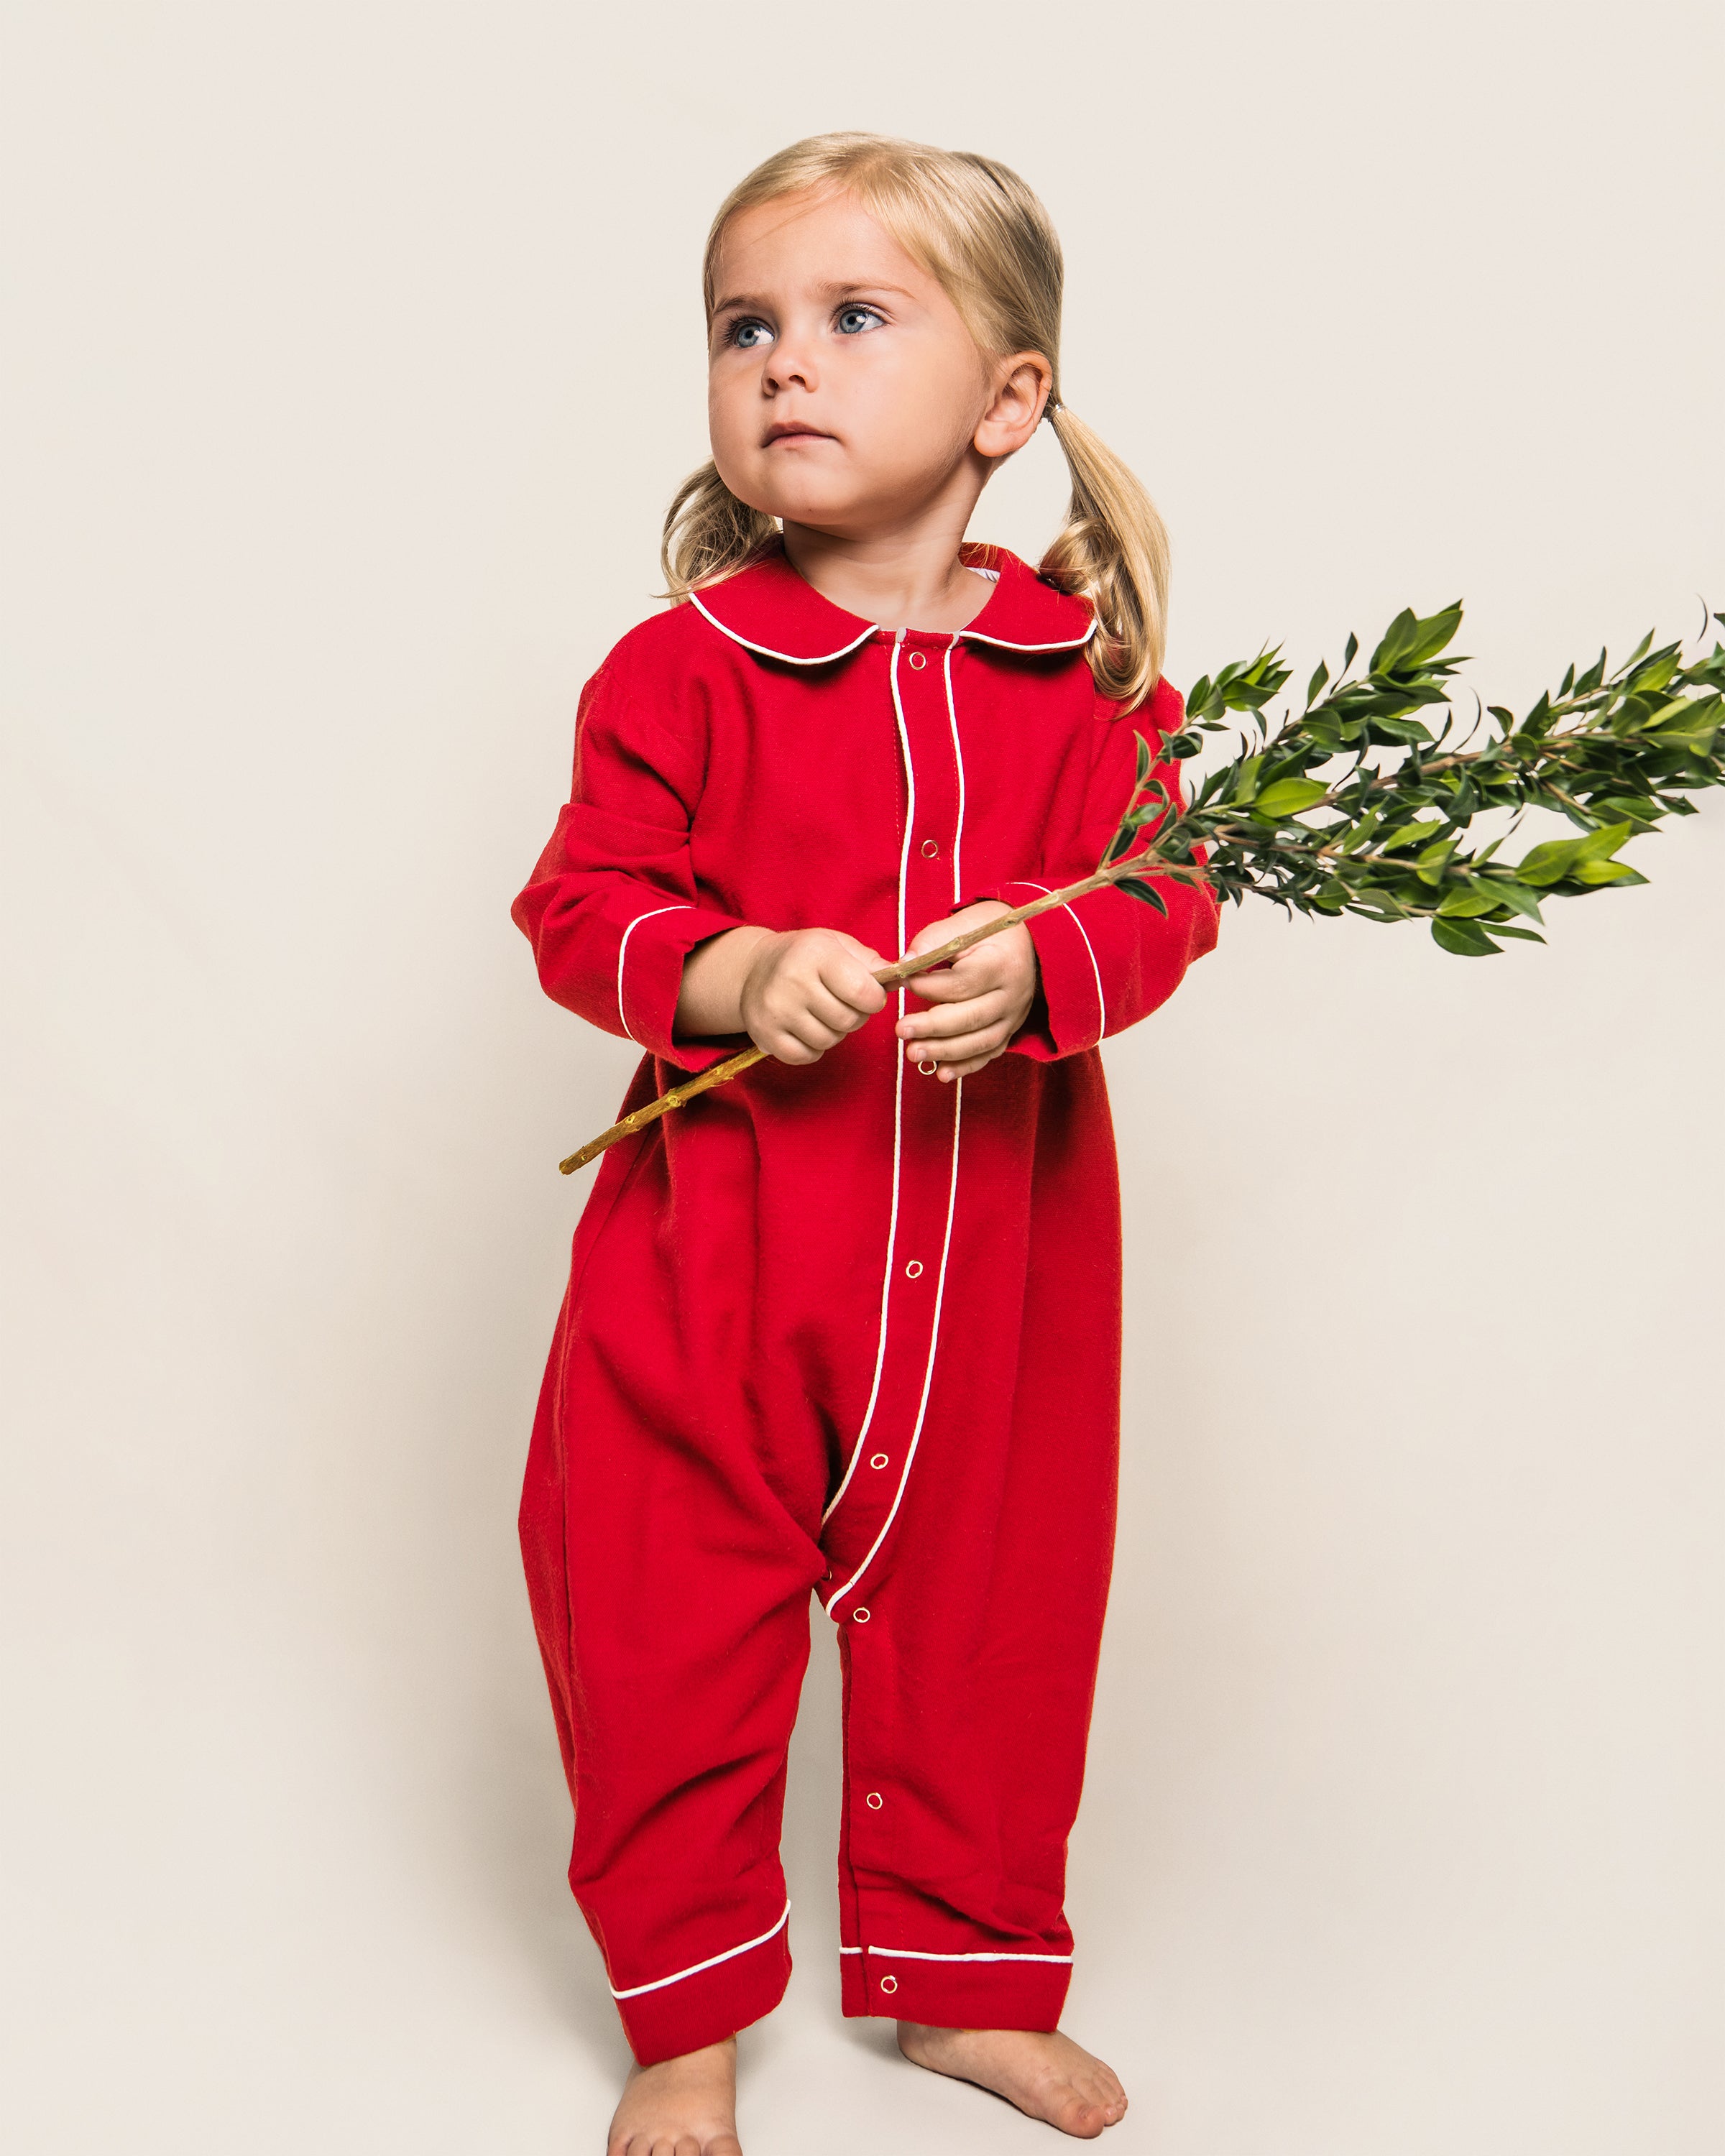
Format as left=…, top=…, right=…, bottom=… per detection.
left=662, top=131, right=1171, bottom=707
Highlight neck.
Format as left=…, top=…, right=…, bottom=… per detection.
left=780, top=471, right=995, bottom=634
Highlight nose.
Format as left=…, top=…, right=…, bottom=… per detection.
left=763, top=327, right=819, bottom=397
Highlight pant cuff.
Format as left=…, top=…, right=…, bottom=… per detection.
left=615, top=1918, right=793, bottom=2065
left=840, top=1948, right=1070, bottom=2030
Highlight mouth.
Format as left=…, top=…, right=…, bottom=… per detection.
left=762, top=422, right=836, bottom=446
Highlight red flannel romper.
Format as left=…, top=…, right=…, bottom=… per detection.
left=512, top=540, right=1218, bottom=2065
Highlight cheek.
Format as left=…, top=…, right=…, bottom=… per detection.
left=707, top=369, right=758, bottom=477
left=852, top=347, right=980, bottom=466
left=707, top=367, right=741, bottom=441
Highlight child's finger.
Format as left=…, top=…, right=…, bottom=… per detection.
left=763, top=1010, right=847, bottom=1063
left=931, top=1049, right=1005, bottom=1080
left=905, top=957, right=995, bottom=1003
left=908, top=1022, right=1011, bottom=1070
left=799, top=978, right=873, bottom=1036
left=819, top=952, right=889, bottom=1015
left=901, top=1005, right=1009, bottom=1056
left=898, top=988, right=1010, bottom=1039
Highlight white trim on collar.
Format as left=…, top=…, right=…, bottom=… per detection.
left=957, top=613, right=1098, bottom=655
left=689, top=572, right=1095, bottom=663
left=689, top=589, right=878, bottom=667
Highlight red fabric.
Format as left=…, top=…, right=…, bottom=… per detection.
left=512, top=541, right=1218, bottom=2063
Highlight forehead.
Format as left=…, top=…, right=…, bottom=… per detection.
left=710, top=188, right=934, bottom=301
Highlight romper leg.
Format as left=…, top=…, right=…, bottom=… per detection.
left=830, top=1064, right=1122, bottom=2031
left=520, top=1279, right=830, bottom=2065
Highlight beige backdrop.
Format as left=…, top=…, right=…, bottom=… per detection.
left=3, top=4, right=1721, bottom=2152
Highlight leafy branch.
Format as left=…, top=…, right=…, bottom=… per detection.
left=1131, top=599, right=1725, bottom=955
left=559, top=602, right=1724, bottom=1171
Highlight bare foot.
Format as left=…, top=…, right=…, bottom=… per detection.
left=607, top=2035, right=742, bottom=2155
left=896, top=2022, right=1127, bottom=2138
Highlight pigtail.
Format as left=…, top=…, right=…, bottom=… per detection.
left=1041, top=404, right=1170, bottom=713
left=661, top=460, right=778, bottom=602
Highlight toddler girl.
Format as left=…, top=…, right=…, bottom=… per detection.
left=513, top=132, right=1219, bottom=2153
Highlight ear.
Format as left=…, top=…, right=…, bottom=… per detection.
left=973, top=352, right=1053, bottom=462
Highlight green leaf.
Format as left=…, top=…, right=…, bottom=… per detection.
left=1340, top=806, right=1383, bottom=853
left=1115, top=876, right=1168, bottom=914
left=1472, top=877, right=1545, bottom=924
left=1573, top=651, right=1606, bottom=698
left=1252, top=778, right=1330, bottom=819
left=1371, top=601, right=1463, bottom=676
left=1307, top=658, right=1330, bottom=705
left=1571, top=858, right=1638, bottom=885
left=1436, top=885, right=1501, bottom=918
left=1133, top=730, right=1154, bottom=786
left=1514, top=835, right=1586, bottom=885
left=1591, top=794, right=1662, bottom=828
left=1230, top=753, right=1265, bottom=805
left=1382, top=819, right=1447, bottom=854
left=1431, top=917, right=1502, bottom=956
left=1573, top=820, right=1634, bottom=862
left=1343, top=630, right=1359, bottom=671
left=1414, top=837, right=1457, bottom=887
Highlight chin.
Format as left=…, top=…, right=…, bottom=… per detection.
left=714, top=454, right=852, bottom=528
left=746, top=485, right=867, bottom=533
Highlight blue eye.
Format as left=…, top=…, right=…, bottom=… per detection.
left=836, top=305, right=883, bottom=336
left=728, top=318, right=774, bottom=349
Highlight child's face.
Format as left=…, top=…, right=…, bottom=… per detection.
left=707, top=190, right=1041, bottom=538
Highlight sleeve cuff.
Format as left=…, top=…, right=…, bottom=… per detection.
left=615, top=901, right=753, bottom=1072
left=967, top=881, right=1105, bottom=1061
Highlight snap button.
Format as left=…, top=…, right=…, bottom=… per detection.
left=879, top=1973, right=898, bottom=1994
left=904, top=1259, right=923, bottom=1278
left=870, top=1452, right=889, bottom=1470
left=865, top=1792, right=883, bottom=1810
left=907, top=650, right=926, bottom=671
left=920, top=837, right=939, bottom=857
left=852, top=1606, right=871, bottom=1623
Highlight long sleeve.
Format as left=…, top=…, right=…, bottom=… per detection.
left=970, top=678, right=1220, bottom=1061
left=511, top=653, right=750, bottom=1072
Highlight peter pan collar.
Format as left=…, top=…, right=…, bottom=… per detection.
left=687, top=539, right=1096, bottom=664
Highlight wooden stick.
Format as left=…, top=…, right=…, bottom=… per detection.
left=558, top=849, right=1202, bottom=1174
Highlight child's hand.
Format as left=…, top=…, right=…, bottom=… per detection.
left=897, top=903, right=1038, bottom=1081
left=739, top=927, right=891, bottom=1065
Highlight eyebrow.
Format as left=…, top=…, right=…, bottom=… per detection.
left=709, top=279, right=919, bottom=315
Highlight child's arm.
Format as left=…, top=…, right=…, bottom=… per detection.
left=514, top=653, right=890, bottom=1071
left=677, top=925, right=888, bottom=1064
left=992, top=678, right=1219, bottom=1058
left=901, top=680, right=1219, bottom=1067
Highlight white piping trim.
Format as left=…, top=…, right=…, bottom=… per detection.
left=865, top=1945, right=1075, bottom=1965
left=1017, top=879, right=1106, bottom=1047
left=608, top=1902, right=791, bottom=1999
left=821, top=1029, right=902, bottom=1525
left=840, top=1945, right=863, bottom=1955
left=822, top=635, right=915, bottom=1529
left=826, top=1070, right=962, bottom=1616
left=888, top=634, right=914, bottom=965
left=617, top=904, right=694, bottom=1044
left=957, top=614, right=1097, bottom=654
left=942, top=638, right=966, bottom=906
left=689, top=589, right=877, bottom=667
